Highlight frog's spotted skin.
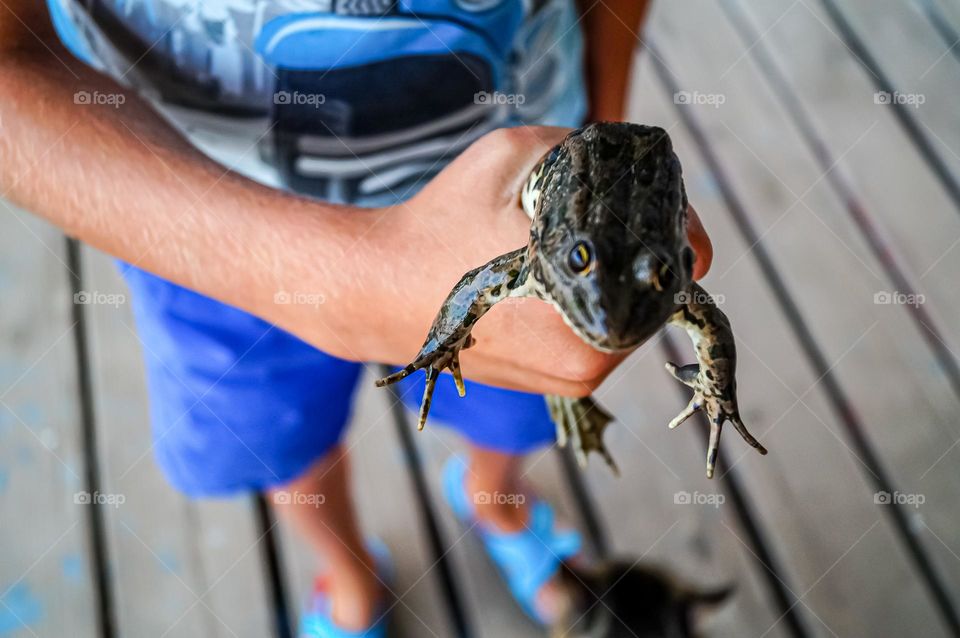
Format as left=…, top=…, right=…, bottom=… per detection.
left=665, top=283, right=766, bottom=477
left=377, top=122, right=768, bottom=478
left=377, top=247, right=530, bottom=430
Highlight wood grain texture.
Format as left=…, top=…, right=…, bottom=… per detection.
left=747, top=0, right=960, bottom=356
left=80, top=247, right=274, bottom=638
left=646, top=0, right=959, bottom=633
left=0, top=204, right=98, bottom=638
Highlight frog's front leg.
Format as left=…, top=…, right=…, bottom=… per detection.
left=666, top=283, right=768, bottom=478
left=376, top=247, right=529, bottom=430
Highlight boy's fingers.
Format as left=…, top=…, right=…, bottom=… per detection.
left=686, top=204, right=713, bottom=280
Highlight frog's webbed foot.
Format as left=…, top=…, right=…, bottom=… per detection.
left=377, top=335, right=474, bottom=430
left=667, top=283, right=767, bottom=479
left=665, top=361, right=766, bottom=478
left=546, top=395, right=619, bottom=476
left=375, top=248, right=529, bottom=430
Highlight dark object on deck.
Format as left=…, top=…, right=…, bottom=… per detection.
left=551, top=560, right=730, bottom=638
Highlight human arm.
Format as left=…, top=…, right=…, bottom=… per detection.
left=0, top=4, right=620, bottom=396
left=578, top=0, right=653, bottom=123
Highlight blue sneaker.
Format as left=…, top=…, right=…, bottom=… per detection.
left=299, top=540, right=392, bottom=638
left=441, top=456, right=582, bottom=624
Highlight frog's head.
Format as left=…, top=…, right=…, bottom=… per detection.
left=530, top=122, right=693, bottom=352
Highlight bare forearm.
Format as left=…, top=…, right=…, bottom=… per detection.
left=0, top=47, right=399, bottom=361
left=579, top=0, right=652, bottom=122
left=0, top=15, right=645, bottom=397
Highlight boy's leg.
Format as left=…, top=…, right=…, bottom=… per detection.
left=120, top=266, right=377, bottom=633
left=270, top=444, right=381, bottom=633
left=394, top=369, right=579, bottom=624
left=465, top=444, right=532, bottom=532
left=464, top=444, right=574, bottom=624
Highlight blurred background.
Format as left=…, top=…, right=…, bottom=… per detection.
left=3, top=0, right=960, bottom=636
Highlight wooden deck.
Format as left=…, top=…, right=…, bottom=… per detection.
left=3, top=1, right=960, bottom=636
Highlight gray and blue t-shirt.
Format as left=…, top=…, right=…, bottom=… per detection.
left=48, top=0, right=587, bottom=205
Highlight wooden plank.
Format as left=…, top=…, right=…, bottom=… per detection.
left=80, top=246, right=275, bottom=638
left=645, top=1, right=960, bottom=633
left=640, top=69, right=932, bottom=636
left=820, top=0, right=960, bottom=193
left=278, top=375, right=455, bottom=638
left=917, top=0, right=960, bottom=61
left=0, top=203, right=98, bottom=637
left=716, top=0, right=960, bottom=420
left=742, top=0, right=960, bottom=358
left=928, top=0, right=960, bottom=37
left=723, top=0, right=960, bottom=612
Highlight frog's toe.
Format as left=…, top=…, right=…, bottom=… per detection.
left=663, top=385, right=767, bottom=478
left=698, top=398, right=767, bottom=478
left=731, top=415, right=768, bottom=455
left=665, top=362, right=700, bottom=388
left=412, top=357, right=462, bottom=431
left=545, top=395, right=619, bottom=475
left=668, top=396, right=700, bottom=429
left=376, top=344, right=469, bottom=430
left=375, top=364, right=418, bottom=387
left=449, top=355, right=466, bottom=398
left=417, top=366, right=440, bottom=430
left=706, top=419, right=722, bottom=479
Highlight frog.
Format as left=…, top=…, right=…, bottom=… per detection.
left=376, top=122, right=767, bottom=479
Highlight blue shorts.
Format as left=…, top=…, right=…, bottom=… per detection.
left=122, top=265, right=556, bottom=497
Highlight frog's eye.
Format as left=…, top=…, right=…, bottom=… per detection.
left=656, top=260, right=675, bottom=292
left=545, top=147, right=561, bottom=165
left=568, top=241, right=594, bottom=275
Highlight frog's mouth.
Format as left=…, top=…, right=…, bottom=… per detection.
left=554, top=302, right=661, bottom=353
left=542, top=275, right=676, bottom=352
